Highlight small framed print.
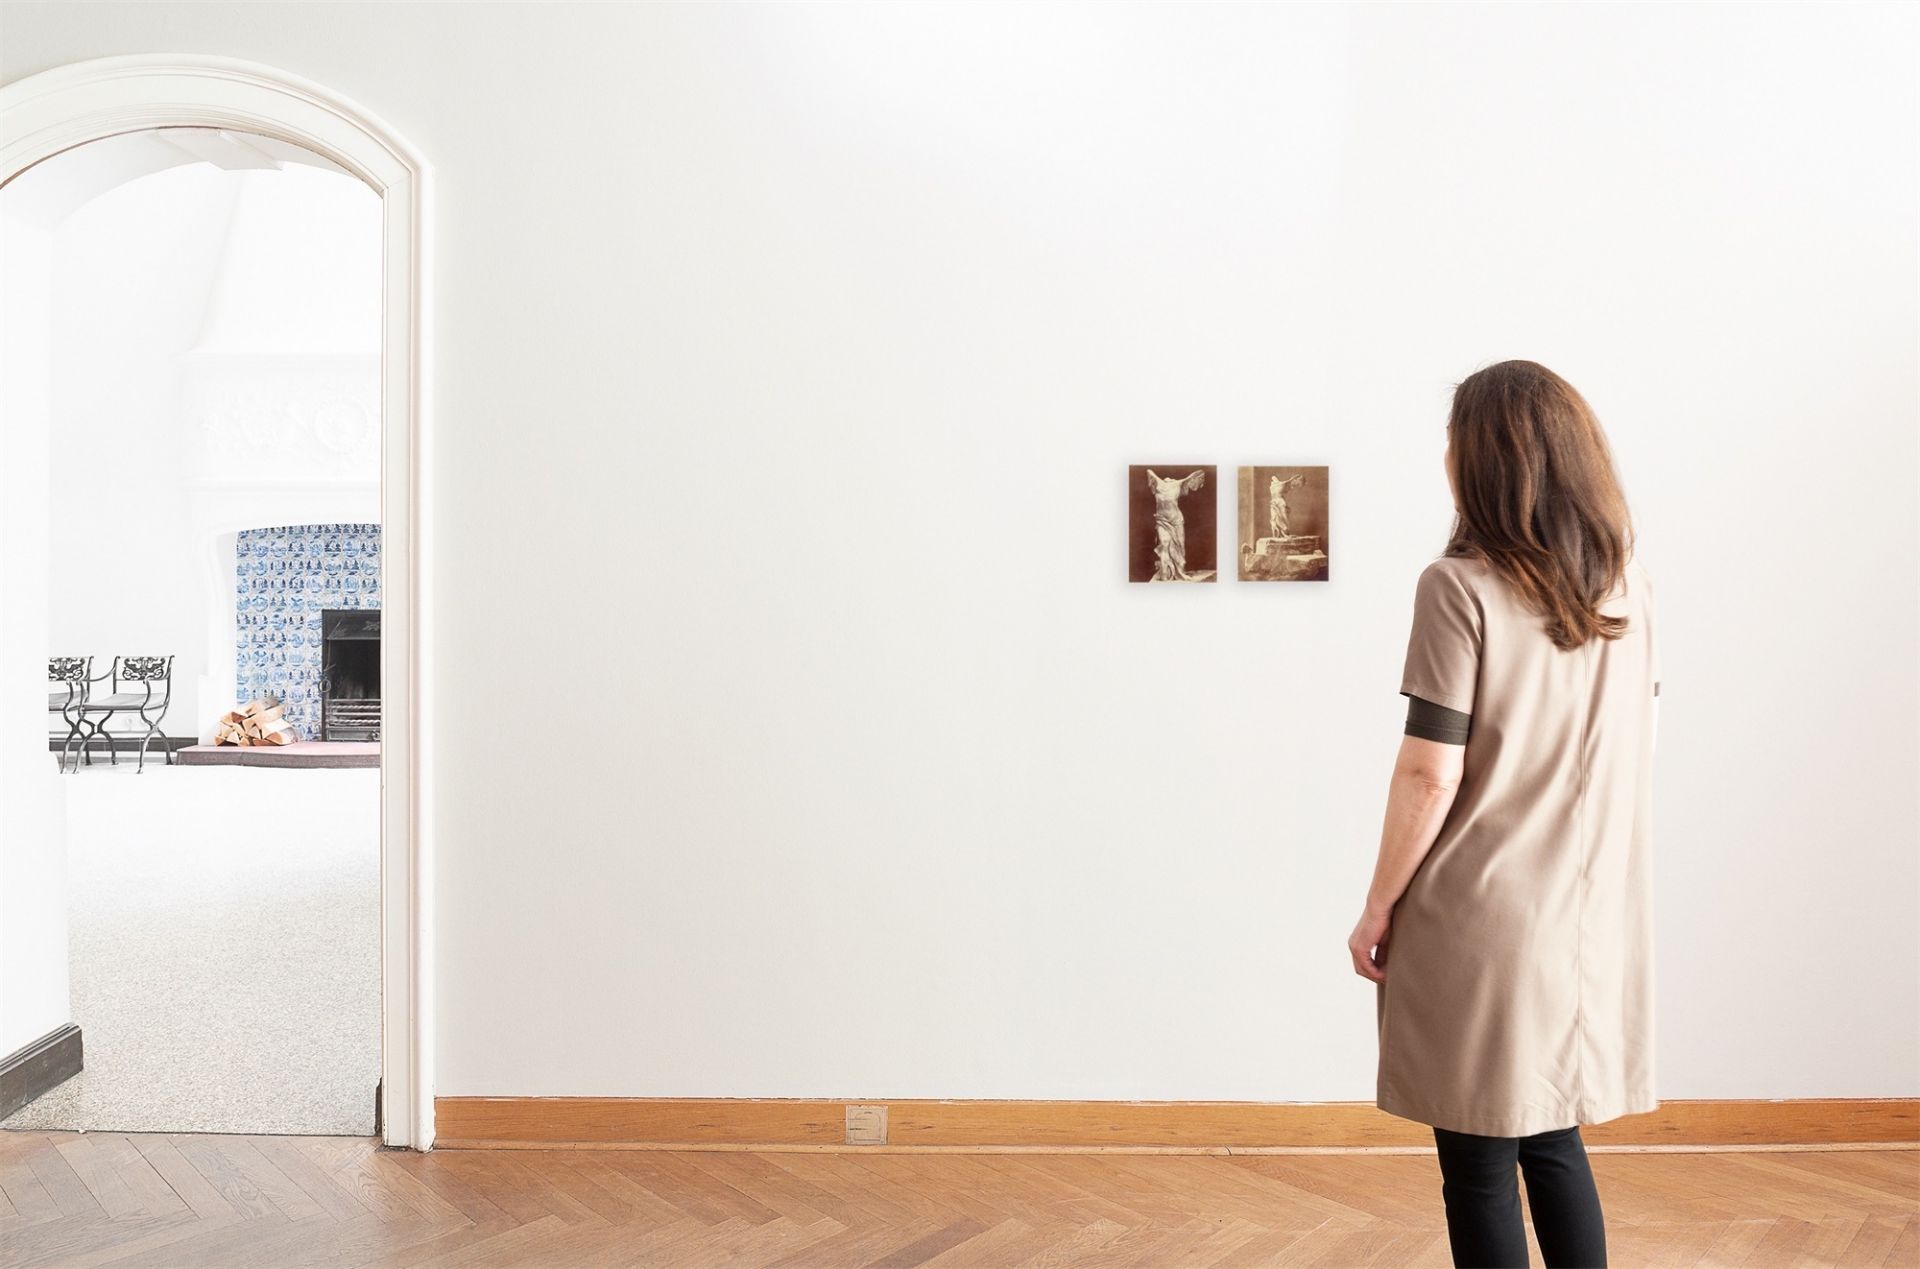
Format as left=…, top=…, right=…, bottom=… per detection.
left=1237, top=466, right=1329, bottom=581
left=1129, top=465, right=1217, bottom=583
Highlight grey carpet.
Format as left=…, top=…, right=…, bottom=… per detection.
left=2, top=764, right=380, bottom=1136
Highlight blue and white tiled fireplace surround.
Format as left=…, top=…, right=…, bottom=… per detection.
left=236, top=524, right=381, bottom=741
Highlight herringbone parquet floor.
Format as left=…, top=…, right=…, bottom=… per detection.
left=0, top=1131, right=1914, bottom=1267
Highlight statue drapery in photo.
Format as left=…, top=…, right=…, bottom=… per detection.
left=1146, top=468, right=1208, bottom=581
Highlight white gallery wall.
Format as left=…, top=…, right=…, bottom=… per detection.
left=2, top=2, right=1914, bottom=1104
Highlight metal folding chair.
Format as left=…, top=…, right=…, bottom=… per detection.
left=66, top=655, right=175, bottom=774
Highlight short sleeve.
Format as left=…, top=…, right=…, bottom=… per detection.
left=1399, top=560, right=1482, bottom=715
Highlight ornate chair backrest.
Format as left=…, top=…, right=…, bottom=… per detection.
left=115, top=656, right=173, bottom=692
left=49, top=656, right=91, bottom=716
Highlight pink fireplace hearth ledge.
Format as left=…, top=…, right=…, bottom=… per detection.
left=175, top=742, right=380, bottom=769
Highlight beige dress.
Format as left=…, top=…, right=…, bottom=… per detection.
left=1376, top=551, right=1660, bottom=1137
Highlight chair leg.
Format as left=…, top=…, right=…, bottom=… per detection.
left=137, top=705, right=170, bottom=773
left=137, top=721, right=164, bottom=774
left=64, top=716, right=89, bottom=772
left=82, top=716, right=110, bottom=768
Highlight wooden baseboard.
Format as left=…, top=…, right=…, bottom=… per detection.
left=0, top=1024, right=82, bottom=1121
left=433, top=1096, right=1918, bottom=1151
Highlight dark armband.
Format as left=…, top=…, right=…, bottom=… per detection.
left=1404, top=693, right=1470, bottom=744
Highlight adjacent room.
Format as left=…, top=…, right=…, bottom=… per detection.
left=1, top=132, right=383, bottom=1137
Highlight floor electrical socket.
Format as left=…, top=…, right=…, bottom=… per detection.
left=844, top=1104, right=888, bottom=1145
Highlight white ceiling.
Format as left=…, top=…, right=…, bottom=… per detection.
left=2, top=127, right=356, bottom=229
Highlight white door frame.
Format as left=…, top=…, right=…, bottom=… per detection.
left=0, top=55, right=436, bottom=1149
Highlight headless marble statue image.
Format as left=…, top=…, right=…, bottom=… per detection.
left=1237, top=465, right=1329, bottom=582
left=1269, top=473, right=1304, bottom=538
left=1145, top=468, right=1210, bottom=581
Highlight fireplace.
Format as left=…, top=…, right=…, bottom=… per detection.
left=320, top=608, right=381, bottom=741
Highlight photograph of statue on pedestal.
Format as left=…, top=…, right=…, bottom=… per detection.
left=1128, top=465, right=1217, bottom=583
left=1237, top=465, right=1329, bottom=581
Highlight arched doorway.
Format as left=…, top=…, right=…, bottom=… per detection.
left=0, top=56, right=434, bottom=1148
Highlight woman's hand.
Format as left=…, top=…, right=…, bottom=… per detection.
left=1353, top=736, right=1463, bottom=985
left=1349, top=903, right=1393, bottom=983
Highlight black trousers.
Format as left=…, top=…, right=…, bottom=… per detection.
left=1431, top=1124, right=1608, bottom=1268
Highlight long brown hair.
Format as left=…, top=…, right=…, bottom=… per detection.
left=1444, top=360, right=1634, bottom=650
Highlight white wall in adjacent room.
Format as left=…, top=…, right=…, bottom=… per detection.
left=2, top=2, right=1914, bottom=1106
left=0, top=205, right=67, bottom=1054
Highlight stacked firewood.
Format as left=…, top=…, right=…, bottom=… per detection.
left=213, top=698, right=298, bottom=746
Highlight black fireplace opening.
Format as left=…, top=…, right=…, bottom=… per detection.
left=321, top=608, right=381, bottom=741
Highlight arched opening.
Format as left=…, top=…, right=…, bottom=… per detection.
left=0, top=57, right=433, bottom=1148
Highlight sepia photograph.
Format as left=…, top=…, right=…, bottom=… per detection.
left=1129, top=465, right=1217, bottom=582
left=1238, top=465, right=1329, bottom=581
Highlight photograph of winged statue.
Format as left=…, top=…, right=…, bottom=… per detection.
left=1237, top=465, right=1329, bottom=581
left=1129, top=465, right=1217, bottom=583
